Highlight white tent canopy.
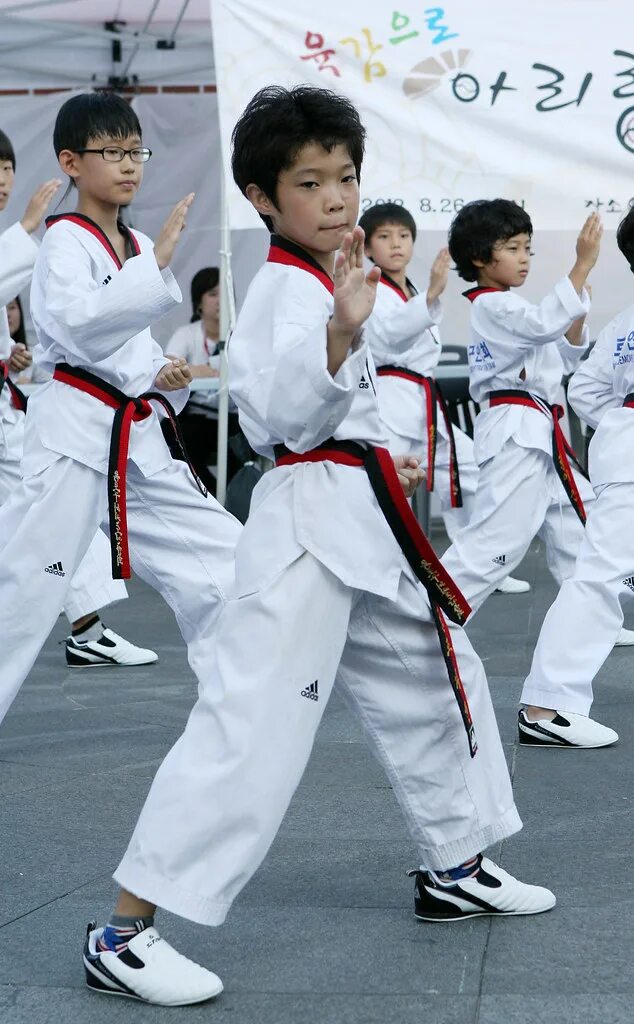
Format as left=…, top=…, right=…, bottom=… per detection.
left=0, top=1, right=215, bottom=89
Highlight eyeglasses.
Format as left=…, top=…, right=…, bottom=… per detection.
left=76, top=146, right=152, bottom=163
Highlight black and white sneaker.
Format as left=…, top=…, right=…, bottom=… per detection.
left=65, top=628, right=158, bottom=668
left=83, top=921, right=223, bottom=1006
left=518, top=708, right=618, bottom=748
left=409, top=856, right=556, bottom=921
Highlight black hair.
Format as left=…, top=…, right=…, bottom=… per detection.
left=0, top=128, right=15, bottom=171
left=190, top=267, right=220, bottom=322
left=358, top=202, right=417, bottom=244
left=448, top=199, right=533, bottom=282
left=8, top=295, right=26, bottom=346
left=231, top=84, right=365, bottom=231
left=617, top=206, right=634, bottom=275
left=53, top=92, right=141, bottom=157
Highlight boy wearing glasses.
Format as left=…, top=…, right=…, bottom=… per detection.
left=0, top=93, right=240, bottom=713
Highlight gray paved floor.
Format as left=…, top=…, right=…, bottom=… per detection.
left=1, top=536, right=633, bottom=1023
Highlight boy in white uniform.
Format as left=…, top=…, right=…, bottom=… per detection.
left=359, top=201, right=528, bottom=594
left=517, top=207, right=634, bottom=748
left=0, top=93, right=240, bottom=717
left=84, top=86, right=555, bottom=1009
left=441, top=199, right=634, bottom=647
left=0, top=129, right=157, bottom=668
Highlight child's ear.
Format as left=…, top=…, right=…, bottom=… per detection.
left=57, top=149, right=80, bottom=182
left=245, top=183, right=276, bottom=218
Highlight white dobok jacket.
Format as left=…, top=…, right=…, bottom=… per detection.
left=229, top=236, right=410, bottom=602
left=364, top=274, right=445, bottom=442
left=464, top=278, right=590, bottom=466
left=25, top=213, right=185, bottom=480
left=568, top=301, right=634, bottom=486
left=0, top=221, right=38, bottom=462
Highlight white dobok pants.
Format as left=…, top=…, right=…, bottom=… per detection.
left=521, top=482, right=634, bottom=715
left=115, top=547, right=521, bottom=927
left=384, top=423, right=480, bottom=541
left=442, top=440, right=595, bottom=615
left=0, top=455, right=240, bottom=722
left=0, top=456, right=127, bottom=624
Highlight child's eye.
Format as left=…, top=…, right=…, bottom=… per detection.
left=299, top=181, right=318, bottom=189
left=341, top=174, right=356, bottom=183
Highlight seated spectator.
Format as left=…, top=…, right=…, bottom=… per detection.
left=164, top=267, right=242, bottom=495
left=7, top=295, right=26, bottom=346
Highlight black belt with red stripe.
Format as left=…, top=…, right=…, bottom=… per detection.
left=488, top=389, right=587, bottom=525
left=53, top=362, right=207, bottom=579
left=623, top=393, right=634, bottom=408
left=0, top=360, right=28, bottom=413
left=274, top=439, right=477, bottom=757
left=376, top=365, right=462, bottom=508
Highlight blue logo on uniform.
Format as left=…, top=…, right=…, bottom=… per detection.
left=469, top=340, right=495, bottom=370
left=614, top=331, right=634, bottom=365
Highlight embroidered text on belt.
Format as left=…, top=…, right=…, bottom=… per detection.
left=488, top=389, right=587, bottom=525
left=274, top=439, right=477, bottom=757
left=0, top=360, right=28, bottom=413
left=53, top=363, right=207, bottom=579
left=376, top=365, right=462, bottom=507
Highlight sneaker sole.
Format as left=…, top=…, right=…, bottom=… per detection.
left=83, top=955, right=223, bottom=1006
left=66, top=652, right=158, bottom=668
left=67, top=661, right=158, bottom=668
left=415, top=904, right=555, bottom=922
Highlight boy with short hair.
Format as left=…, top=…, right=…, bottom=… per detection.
left=0, top=93, right=240, bottom=714
left=86, top=86, right=555, bottom=1008
left=517, top=206, right=634, bottom=748
left=441, top=200, right=634, bottom=646
left=0, top=125, right=159, bottom=669
left=359, top=200, right=529, bottom=594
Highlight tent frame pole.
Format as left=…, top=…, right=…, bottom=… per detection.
left=215, top=171, right=235, bottom=505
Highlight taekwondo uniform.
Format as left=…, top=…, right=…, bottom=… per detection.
left=0, top=219, right=131, bottom=623
left=521, top=303, right=634, bottom=715
left=114, top=235, right=522, bottom=927
left=441, top=279, right=594, bottom=613
left=366, top=272, right=478, bottom=538
left=0, top=213, right=240, bottom=718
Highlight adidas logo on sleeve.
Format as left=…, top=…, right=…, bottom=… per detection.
left=301, top=680, right=319, bottom=702
left=623, top=577, right=634, bottom=593
left=44, top=561, right=66, bottom=577
left=492, top=555, right=507, bottom=566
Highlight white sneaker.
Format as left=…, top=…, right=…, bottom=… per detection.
left=83, top=923, right=223, bottom=1006
left=495, top=576, right=531, bottom=594
left=410, top=856, right=556, bottom=921
left=66, top=627, right=158, bottom=667
left=614, top=627, right=634, bottom=647
left=518, top=708, right=618, bottom=748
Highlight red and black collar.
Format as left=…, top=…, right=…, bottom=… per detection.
left=45, top=212, right=140, bottom=270
left=380, top=271, right=417, bottom=302
left=266, top=234, right=334, bottom=294
left=463, top=286, right=504, bottom=303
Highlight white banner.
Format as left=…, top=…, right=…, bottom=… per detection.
left=211, top=0, right=634, bottom=230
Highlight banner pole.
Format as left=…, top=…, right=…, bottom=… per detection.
left=215, top=169, right=235, bottom=505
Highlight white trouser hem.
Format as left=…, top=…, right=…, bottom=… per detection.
left=419, top=805, right=522, bottom=870
left=115, top=806, right=523, bottom=922
left=519, top=685, right=592, bottom=717
left=63, top=581, right=127, bottom=625
left=113, top=862, right=232, bottom=927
